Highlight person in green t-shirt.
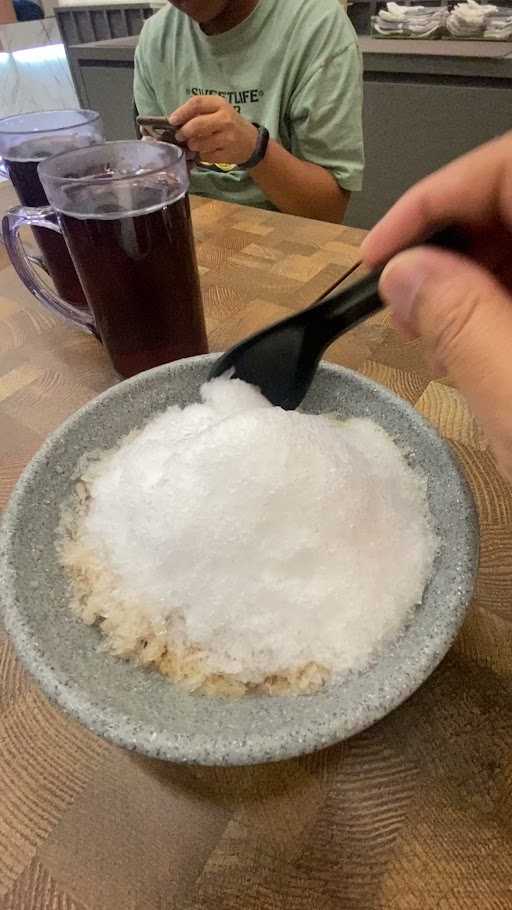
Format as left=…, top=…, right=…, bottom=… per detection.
left=134, top=0, right=364, bottom=223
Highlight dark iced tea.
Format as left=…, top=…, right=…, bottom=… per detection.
left=59, top=194, right=208, bottom=377
left=4, top=154, right=88, bottom=308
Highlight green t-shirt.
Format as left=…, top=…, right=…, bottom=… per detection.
left=134, top=0, right=364, bottom=211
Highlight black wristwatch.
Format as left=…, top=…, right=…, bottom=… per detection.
left=238, top=123, right=270, bottom=170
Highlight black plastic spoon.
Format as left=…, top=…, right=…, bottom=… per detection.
left=208, top=227, right=466, bottom=409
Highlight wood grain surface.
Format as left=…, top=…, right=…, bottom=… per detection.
left=1, top=182, right=512, bottom=910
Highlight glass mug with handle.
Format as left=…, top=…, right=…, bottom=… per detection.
left=0, top=110, right=104, bottom=308
left=2, top=140, right=209, bottom=379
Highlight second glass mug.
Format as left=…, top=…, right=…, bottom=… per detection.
left=0, top=109, right=104, bottom=308
left=2, top=140, right=209, bottom=379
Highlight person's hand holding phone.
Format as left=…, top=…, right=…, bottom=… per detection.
left=137, top=116, right=197, bottom=171
left=168, top=96, right=258, bottom=166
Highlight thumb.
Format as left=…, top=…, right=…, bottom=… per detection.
left=380, top=247, right=512, bottom=480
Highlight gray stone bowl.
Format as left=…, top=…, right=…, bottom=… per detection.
left=0, top=355, right=479, bottom=766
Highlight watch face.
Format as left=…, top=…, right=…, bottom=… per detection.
left=196, top=161, right=238, bottom=173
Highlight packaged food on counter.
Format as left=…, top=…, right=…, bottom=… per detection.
left=371, top=2, right=447, bottom=38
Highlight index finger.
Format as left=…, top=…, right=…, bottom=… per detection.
left=169, top=95, right=225, bottom=126
left=361, top=131, right=512, bottom=268
left=176, top=111, right=224, bottom=142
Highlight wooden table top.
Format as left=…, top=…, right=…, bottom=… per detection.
left=1, top=185, right=512, bottom=910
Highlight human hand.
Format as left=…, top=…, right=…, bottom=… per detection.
left=361, top=132, right=512, bottom=482
left=138, top=119, right=197, bottom=173
left=169, top=96, right=258, bottom=165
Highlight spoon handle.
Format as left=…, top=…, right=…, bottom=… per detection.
left=311, top=271, right=381, bottom=348
left=310, top=225, right=468, bottom=351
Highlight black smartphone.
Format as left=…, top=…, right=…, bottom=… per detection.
left=136, top=116, right=182, bottom=145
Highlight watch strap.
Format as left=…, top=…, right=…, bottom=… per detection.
left=238, top=124, right=270, bottom=170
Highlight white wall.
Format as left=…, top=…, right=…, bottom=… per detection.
left=0, top=42, right=78, bottom=117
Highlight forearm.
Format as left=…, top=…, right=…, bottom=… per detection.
left=169, top=95, right=351, bottom=223
left=250, top=139, right=349, bottom=224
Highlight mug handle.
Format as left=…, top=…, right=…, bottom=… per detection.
left=2, top=205, right=96, bottom=334
left=0, top=163, right=48, bottom=273
left=26, top=250, right=51, bottom=275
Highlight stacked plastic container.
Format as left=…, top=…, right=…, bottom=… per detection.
left=372, top=0, right=512, bottom=38
left=372, top=2, right=447, bottom=36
